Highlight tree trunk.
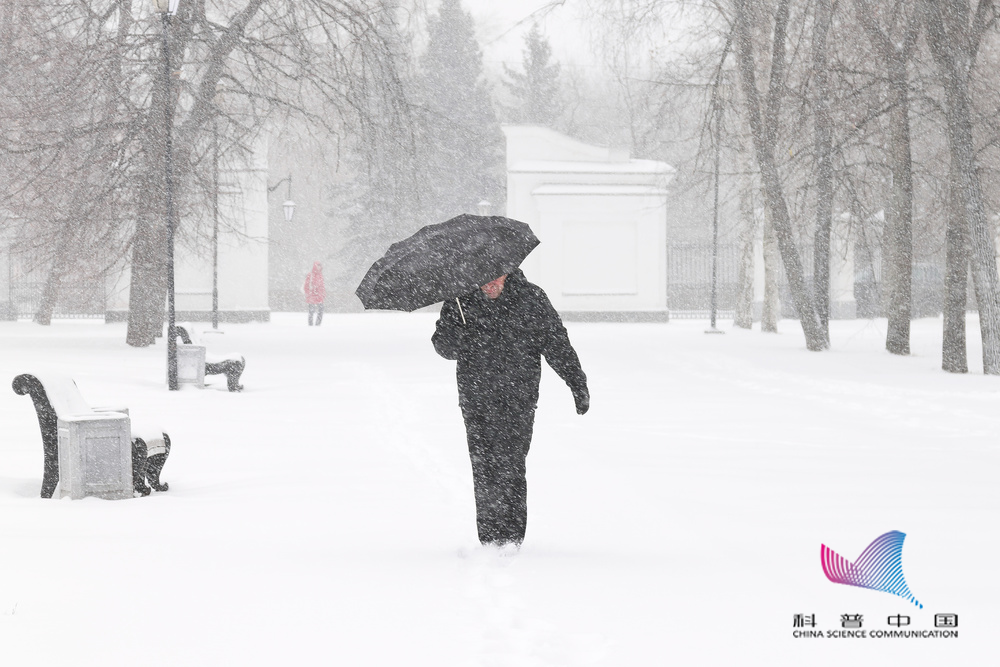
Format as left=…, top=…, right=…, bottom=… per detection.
left=882, top=75, right=914, bottom=355
left=734, top=138, right=756, bottom=330
left=124, top=1, right=267, bottom=347
left=33, top=221, right=77, bottom=326
left=856, top=0, right=919, bottom=356
left=883, top=60, right=914, bottom=356
left=126, top=210, right=168, bottom=348
left=734, top=0, right=828, bottom=350
left=925, top=0, right=1000, bottom=374
left=762, top=209, right=781, bottom=333
left=812, top=0, right=833, bottom=339
left=33, top=267, right=61, bottom=326
left=943, top=156, right=969, bottom=373
left=127, top=11, right=173, bottom=348
left=944, top=85, right=999, bottom=373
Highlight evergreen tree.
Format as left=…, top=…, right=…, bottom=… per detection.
left=503, top=24, right=563, bottom=126
left=418, top=0, right=505, bottom=220
left=336, top=4, right=427, bottom=311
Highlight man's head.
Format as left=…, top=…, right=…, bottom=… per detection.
left=481, top=274, right=507, bottom=299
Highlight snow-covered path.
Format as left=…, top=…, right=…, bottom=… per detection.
left=0, top=314, right=995, bottom=665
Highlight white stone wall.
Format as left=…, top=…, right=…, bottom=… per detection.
left=503, top=126, right=674, bottom=318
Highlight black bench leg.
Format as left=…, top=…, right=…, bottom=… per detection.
left=13, top=374, right=61, bottom=498
left=131, top=439, right=151, bottom=496
left=225, top=358, right=245, bottom=392
left=145, top=434, right=171, bottom=492
left=41, top=439, right=59, bottom=499
left=131, top=434, right=170, bottom=495
left=205, top=358, right=245, bottom=392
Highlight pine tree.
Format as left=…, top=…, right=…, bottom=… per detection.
left=418, top=0, right=505, bottom=220
left=503, top=24, right=563, bottom=126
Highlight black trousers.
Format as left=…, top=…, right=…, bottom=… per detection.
left=308, top=303, right=324, bottom=326
left=461, top=405, right=535, bottom=546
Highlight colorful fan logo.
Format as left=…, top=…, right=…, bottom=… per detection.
left=821, top=530, right=922, bottom=608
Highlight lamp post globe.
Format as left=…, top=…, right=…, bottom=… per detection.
left=283, top=199, right=295, bottom=223
left=154, top=0, right=180, bottom=14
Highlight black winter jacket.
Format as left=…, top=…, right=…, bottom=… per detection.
left=432, top=269, right=588, bottom=414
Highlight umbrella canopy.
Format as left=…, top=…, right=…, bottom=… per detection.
left=356, top=214, right=539, bottom=311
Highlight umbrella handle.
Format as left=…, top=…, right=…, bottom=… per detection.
left=456, top=298, right=466, bottom=325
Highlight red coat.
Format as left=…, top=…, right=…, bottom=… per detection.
left=304, top=262, right=326, bottom=304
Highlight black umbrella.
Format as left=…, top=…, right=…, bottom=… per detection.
left=356, top=213, right=539, bottom=312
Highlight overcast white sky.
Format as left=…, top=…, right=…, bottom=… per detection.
left=461, top=0, right=597, bottom=71
left=458, top=0, right=698, bottom=79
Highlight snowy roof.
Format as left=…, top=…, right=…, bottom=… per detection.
left=509, top=159, right=674, bottom=176
left=531, top=184, right=669, bottom=197
left=503, top=125, right=675, bottom=178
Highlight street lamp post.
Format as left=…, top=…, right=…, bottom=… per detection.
left=709, top=98, right=721, bottom=331
left=706, top=76, right=725, bottom=335
left=212, top=102, right=220, bottom=329
left=268, top=174, right=295, bottom=223
left=155, top=0, right=181, bottom=389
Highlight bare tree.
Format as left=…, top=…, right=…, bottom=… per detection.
left=0, top=0, right=413, bottom=344
left=733, top=0, right=827, bottom=350
left=924, top=0, right=1000, bottom=374
left=811, top=0, right=833, bottom=339
left=733, top=123, right=757, bottom=329
left=853, top=0, right=920, bottom=356
left=565, top=0, right=1000, bottom=374
left=0, top=1, right=136, bottom=325
left=761, top=208, right=781, bottom=332
left=943, top=155, right=970, bottom=371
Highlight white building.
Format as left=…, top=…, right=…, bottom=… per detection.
left=503, top=125, right=674, bottom=321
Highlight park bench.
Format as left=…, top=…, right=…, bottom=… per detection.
left=176, top=325, right=245, bottom=392
left=12, top=373, right=170, bottom=499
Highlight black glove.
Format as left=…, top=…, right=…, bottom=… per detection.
left=573, top=386, right=590, bottom=415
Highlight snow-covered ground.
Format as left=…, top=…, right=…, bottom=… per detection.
left=0, top=313, right=996, bottom=665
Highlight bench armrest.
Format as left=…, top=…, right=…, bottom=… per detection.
left=92, top=406, right=129, bottom=416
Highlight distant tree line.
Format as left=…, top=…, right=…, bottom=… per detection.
left=0, top=0, right=536, bottom=340
left=0, top=0, right=412, bottom=346
left=589, top=0, right=1000, bottom=374
left=6, top=0, right=1000, bottom=377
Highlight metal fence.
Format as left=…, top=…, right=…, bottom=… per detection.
left=667, top=242, right=740, bottom=314
left=6, top=251, right=107, bottom=319
left=667, top=241, right=945, bottom=318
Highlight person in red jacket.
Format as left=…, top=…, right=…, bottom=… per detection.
left=303, top=261, right=326, bottom=326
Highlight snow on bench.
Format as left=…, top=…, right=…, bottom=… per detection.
left=176, top=324, right=246, bottom=392
left=12, top=373, right=171, bottom=499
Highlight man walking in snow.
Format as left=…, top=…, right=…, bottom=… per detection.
left=433, top=269, right=589, bottom=548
